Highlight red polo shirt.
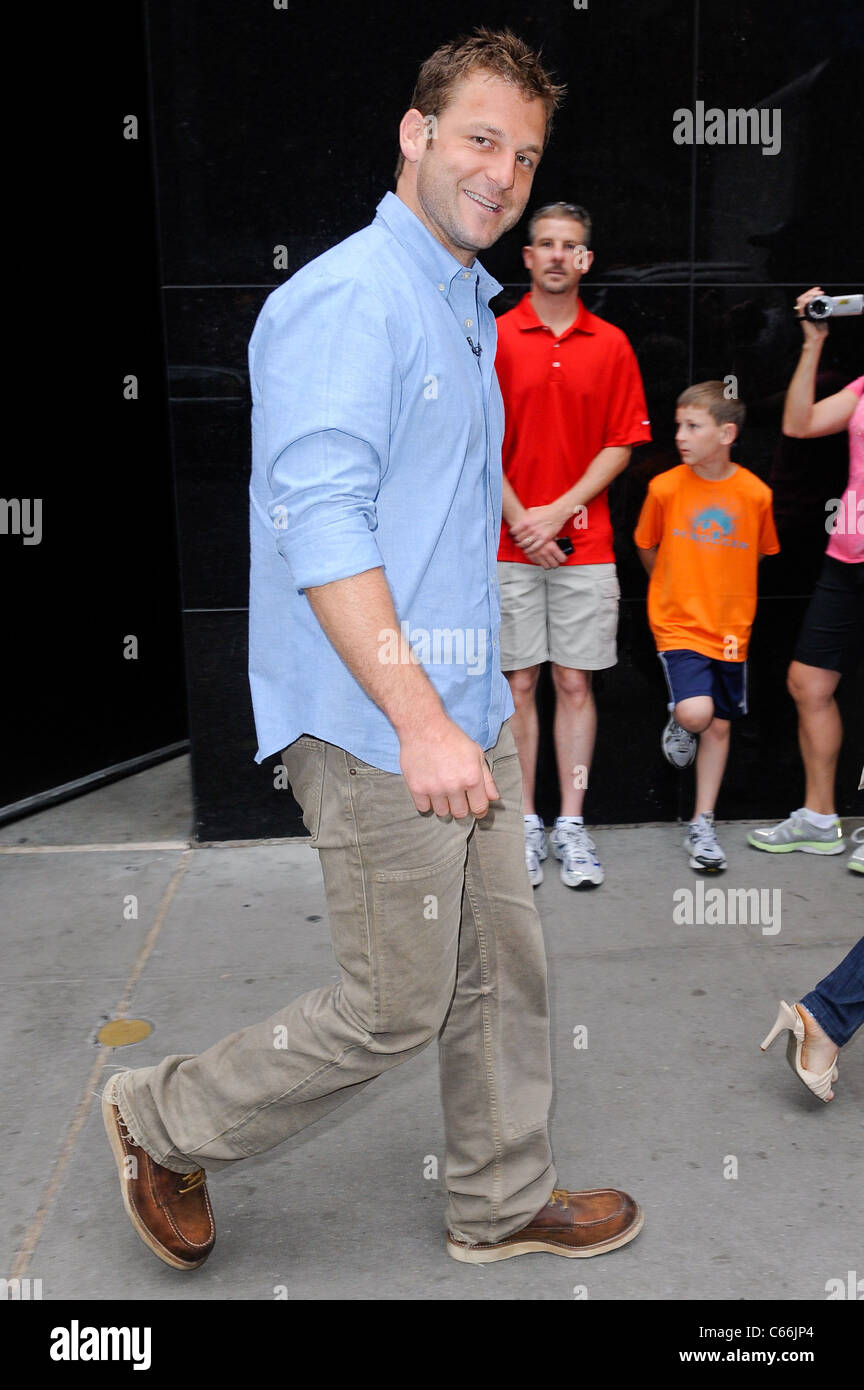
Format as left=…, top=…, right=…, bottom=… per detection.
left=496, top=294, right=652, bottom=565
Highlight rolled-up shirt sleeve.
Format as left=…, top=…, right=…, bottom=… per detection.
left=251, top=269, right=396, bottom=592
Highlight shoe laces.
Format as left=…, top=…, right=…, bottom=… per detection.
left=690, top=815, right=720, bottom=853
left=669, top=720, right=695, bottom=750
left=555, top=821, right=595, bottom=848
left=555, top=822, right=597, bottom=868
left=178, top=1169, right=206, bottom=1195
left=547, top=1189, right=570, bottom=1208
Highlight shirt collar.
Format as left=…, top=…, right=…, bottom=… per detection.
left=513, top=291, right=597, bottom=337
left=374, top=191, right=503, bottom=305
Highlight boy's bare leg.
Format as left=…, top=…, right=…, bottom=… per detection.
left=787, top=661, right=843, bottom=814
left=673, top=697, right=730, bottom=819
left=692, top=717, right=731, bottom=818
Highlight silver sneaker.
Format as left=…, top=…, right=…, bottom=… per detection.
left=524, top=818, right=547, bottom=888
left=747, top=809, right=846, bottom=855
left=550, top=819, right=604, bottom=889
left=662, top=715, right=697, bottom=769
left=686, top=813, right=727, bottom=872
left=848, top=826, right=864, bottom=875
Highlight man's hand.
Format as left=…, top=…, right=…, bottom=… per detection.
left=509, top=502, right=569, bottom=556
left=399, top=712, right=500, bottom=818
left=524, top=538, right=565, bottom=568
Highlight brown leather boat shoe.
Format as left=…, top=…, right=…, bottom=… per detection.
left=447, top=1186, right=643, bottom=1262
left=102, top=1074, right=215, bottom=1270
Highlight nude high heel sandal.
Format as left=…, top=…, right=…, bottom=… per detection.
left=760, top=1001, right=839, bottom=1103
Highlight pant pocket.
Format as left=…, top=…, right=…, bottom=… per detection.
left=369, top=844, right=467, bottom=1035
left=595, top=574, right=621, bottom=658
left=279, top=737, right=325, bottom=841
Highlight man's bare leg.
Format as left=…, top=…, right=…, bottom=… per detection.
left=551, top=665, right=596, bottom=817
left=505, top=665, right=542, bottom=813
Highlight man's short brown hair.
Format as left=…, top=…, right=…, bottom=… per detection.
left=677, top=381, right=746, bottom=435
left=527, top=201, right=592, bottom=247
left=394, top=27, right=566, bottom=181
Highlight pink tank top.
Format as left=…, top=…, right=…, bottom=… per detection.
left=825, top=375, right=864, bottom=564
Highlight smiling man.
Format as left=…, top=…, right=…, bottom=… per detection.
left=102, top=28, right=644, bottom=1272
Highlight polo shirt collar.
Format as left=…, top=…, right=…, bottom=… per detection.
left=513, top=291, right=597, bottom=338
left=374, top=190, right=503, bottom=304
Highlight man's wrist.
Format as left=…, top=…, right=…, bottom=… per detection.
left=390, top=679, right=449, bottom=740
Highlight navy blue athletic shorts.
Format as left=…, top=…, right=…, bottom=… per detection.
left=658, top=649, right=748, bottom=722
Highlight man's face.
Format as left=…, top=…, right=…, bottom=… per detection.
left=523, top=217, right=593, bottom=294
left=675, top=406, right=733, bottom=467
left=409, top=72, right=547, bottom=261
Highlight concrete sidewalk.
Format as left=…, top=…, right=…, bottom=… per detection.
left=2, top=756, right=861, bottom=1302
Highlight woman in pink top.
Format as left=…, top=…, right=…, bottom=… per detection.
left=748, top=286, right=863, bottom=873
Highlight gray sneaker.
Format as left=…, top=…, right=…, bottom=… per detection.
left=686, top=813, right=727, bottom=872
left=747, top=809, right=846, bottom=855
left=662, top=715, right=697, bottom=769
left=848, top=826, right=864, bottom=874
left=550, top=819, right=605, bottom=889
left=524, top=817, right=548, bottom=888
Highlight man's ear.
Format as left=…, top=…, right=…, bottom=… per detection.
left=522, top=245, right=534, bottom=272
left=398, top=107, right=428, bottom=168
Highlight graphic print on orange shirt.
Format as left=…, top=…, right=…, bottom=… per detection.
left=633, top=464, right=780, bottom=660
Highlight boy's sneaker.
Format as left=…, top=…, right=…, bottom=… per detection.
left=686, top=813, right=727, bottom=873
left=524, top=816, right=547, bottom=888
left=550, top=818, right=604, bottom=889
left=848, top=827, right=864, bottom=874
left=661, top=716, right=697, bottom=769
left=747, top=809, right=846, bottom=855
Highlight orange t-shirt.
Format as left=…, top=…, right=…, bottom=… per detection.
left=634, top=464, right=780, bottom=660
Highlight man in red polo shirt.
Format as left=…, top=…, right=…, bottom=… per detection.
left=496, top=201, right=651, bottom=889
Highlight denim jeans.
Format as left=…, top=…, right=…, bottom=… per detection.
left=114, top=718, right=557, bottom=1245
left=800, top=936, right=864, bottom=1048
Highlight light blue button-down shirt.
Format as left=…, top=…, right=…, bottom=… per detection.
left=248, top=191, right=514, bottom=771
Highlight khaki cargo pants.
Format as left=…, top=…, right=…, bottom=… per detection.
left=114, top=719, right=556, bottom=1244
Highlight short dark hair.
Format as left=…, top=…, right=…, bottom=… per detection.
left=527, top=201, right=592, bottom=247
left=394, top=28, right=566, bottom=181
left=677, top=381, right=746, bottom=434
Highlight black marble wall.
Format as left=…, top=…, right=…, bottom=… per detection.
left=147, top=0, right=863, bottom=840
left=1, top=1, right=187, bottom=820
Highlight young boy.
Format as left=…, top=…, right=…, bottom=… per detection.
left=634, top=382, right=780, bottom=871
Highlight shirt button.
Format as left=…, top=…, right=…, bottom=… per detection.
left=552, top=361, right=561, bottom=367
left=462, top=271, right=470, bottom=279
left=465, top=318, right=473, bottom=328
left=437, top=283, right=445, bottom=292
